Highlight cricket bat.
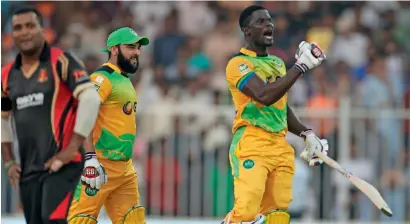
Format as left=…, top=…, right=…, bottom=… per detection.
left=314, top=150, right=393, bottom=217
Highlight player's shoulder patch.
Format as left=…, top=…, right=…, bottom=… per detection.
left=237, top=63, right=251, bottom=75
left=90, top=72, right=110, bottom=91
left=227, top=55, right=253, bottom=76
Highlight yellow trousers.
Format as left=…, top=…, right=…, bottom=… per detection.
left=226, top=126, right=295, bottom=222
left=68, top=159, right=141, bottom=223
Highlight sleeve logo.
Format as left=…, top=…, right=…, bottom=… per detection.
left=93, top=76, right=104, bottom=91
left=237, top=63, right=251, bottom=75
left=73, top=70, right=88, bottom=82
left=95, top=76, right=104, bottom=84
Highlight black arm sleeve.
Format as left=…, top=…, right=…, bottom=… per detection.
left=1, top=81, right=12, bottom=112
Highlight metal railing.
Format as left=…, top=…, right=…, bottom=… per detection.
left=2, top=97, right=410, bottom=222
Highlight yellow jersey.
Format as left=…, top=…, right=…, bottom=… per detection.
left=226, top=48, right=288, bottom=136
left=90, top=62, right=137, bottom=161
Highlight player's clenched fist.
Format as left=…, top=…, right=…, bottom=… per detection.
left=299, top=130, right=329, bottom=167
left=81, top=152, right=107, bottom=190
left=294, top=41, right=326, bottom=74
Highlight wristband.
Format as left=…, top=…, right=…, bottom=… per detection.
left=4, top=160, right=17, bottom=171
left=84, top=152, right=97, bottom=160
left=300, top=129, right=313, bottom=139
left=293, top=61, right=309, bottom=74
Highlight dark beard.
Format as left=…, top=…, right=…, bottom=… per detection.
left=118, top=49, right=139, bottom=74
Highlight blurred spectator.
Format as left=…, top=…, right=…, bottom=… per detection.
left=359, top=56, right=392, bottom=109
left=384, top=41, right=405, bottom=106
left=329, top=13, right=370, bottom=70
left=306, top=13, right=335, bottom=53
left=186, top=36, right=212, bottom=74
left=359, top=56, right=402, bottom=163
left=176, top=2, right=217, bottom=37
left=203, top=15, right=241, bottom=73
left=153, top=9, right=186, bottom=67
left=307, top=66, right=338, bottom=138
left=380, top=168, right=408, bottom=222
left=271, top=13, right=292, bottom=51
left=83, top=54, right=101, bottom=75
left=334, top=61, right=355, bottom=100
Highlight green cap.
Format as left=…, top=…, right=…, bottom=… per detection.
left=100, top=27, right=149, bottom=53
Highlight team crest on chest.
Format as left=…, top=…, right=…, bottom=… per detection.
left=37, top=69, right=48, bottom=83
left=272, top=58, right=283, bottom=67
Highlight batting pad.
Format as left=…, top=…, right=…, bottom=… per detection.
left=266, top=210, right=290, bottom=224
left=68, top=214, right=98, bottom=224
left=122, top=205, right=145, bottom=224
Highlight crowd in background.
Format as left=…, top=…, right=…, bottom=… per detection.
left=2, top=1, right=410, bottom=221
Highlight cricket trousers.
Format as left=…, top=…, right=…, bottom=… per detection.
left=68, top=158, right=141, bottom=223
left=226, top=126, right=295, bottom=222
left=20, top=162, right=83, bottom=224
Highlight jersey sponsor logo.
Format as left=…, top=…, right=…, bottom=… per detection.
left=122, top=101, right=137, bottom=115
left=16, top=92, right=44, bottom=110
left=84, top=186, right=98, bottom=197
left=37, top=69, right=48, bottom=83
left=238, top=63, right=251, bottom=75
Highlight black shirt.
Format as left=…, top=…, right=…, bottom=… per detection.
left=1, top=43, right=92, bottom=182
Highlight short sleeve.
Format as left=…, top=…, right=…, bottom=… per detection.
left=90, top=73, right=112, bottom=103
left=57, top=52, right=94, bottom=98
left=226, top=57, right=255, bottom=91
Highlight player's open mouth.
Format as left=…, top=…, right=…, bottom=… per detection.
left=263, top=30, right=273, bottom=40
left=131, top=58, right=137, bottom=64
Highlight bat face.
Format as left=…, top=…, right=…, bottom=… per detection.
left=350, top=175, right=393, bottom=217
left=314, top=150, right=393, bottom=217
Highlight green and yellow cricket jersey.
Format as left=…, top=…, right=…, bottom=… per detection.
left=226, top=48, right=288, bottom=136
left=90, top=62, right=137, bottom=161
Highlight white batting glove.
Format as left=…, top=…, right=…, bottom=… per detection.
left=294, top=41, right=326, bottom=74
left=299, top=130, right=329, bottom=166
left=81, top=152, right=107, bottom=190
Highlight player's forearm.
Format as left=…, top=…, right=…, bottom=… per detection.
left=259, top=67, right=302, bottom=105
left=287, top=104, right=308, bottom=136
left=83, top=134, right=95, bottom=153
left=1, top=142, right=15, bottom=163
left=72, top=87, right=100, bottom=149
left=1, top=116, right=16, bottom=163
left=1, top=116, right=13, bottom=143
